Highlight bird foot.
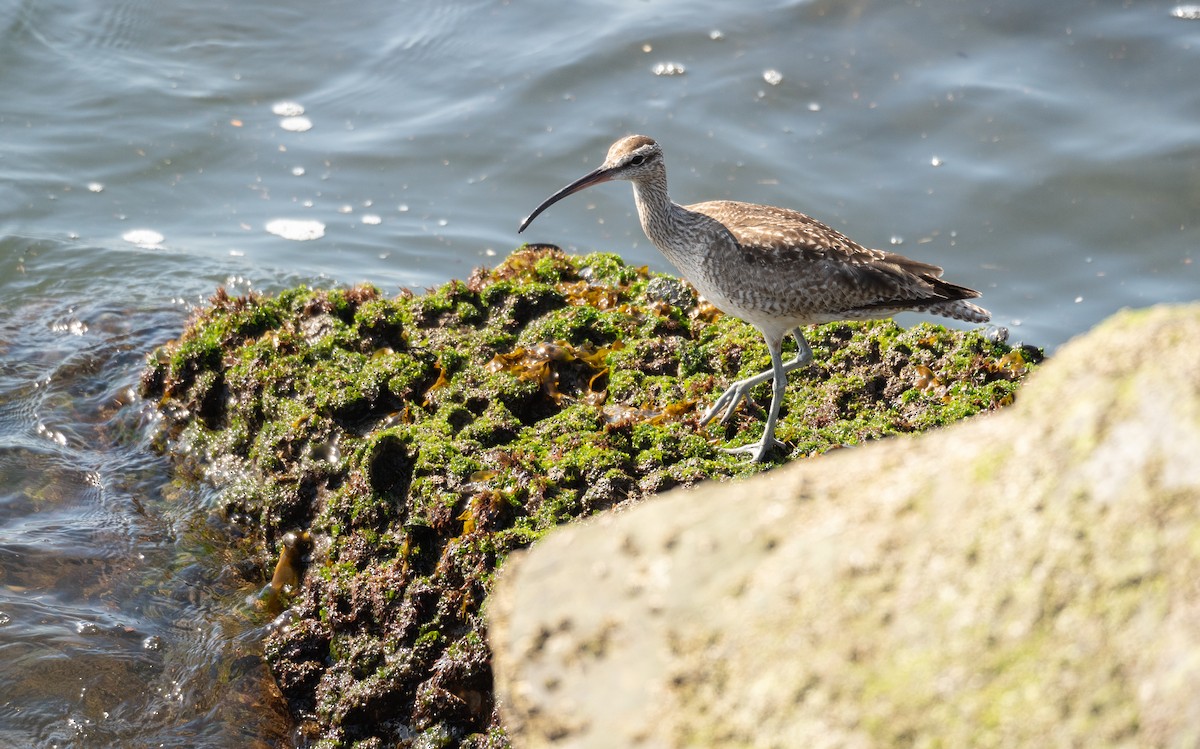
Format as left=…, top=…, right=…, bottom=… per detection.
left=700, top=379, right=756, bottom=427
left=722, top=436, right=786, bottom=463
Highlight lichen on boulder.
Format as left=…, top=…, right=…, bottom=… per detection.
left=140, top=244, right=1038, bottom=748
left=488, top=304, right=1200, bottom=749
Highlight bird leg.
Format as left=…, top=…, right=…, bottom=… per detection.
left=720, top=331, right=792, bottom=462
left=700, top=329, right=812, bottom=429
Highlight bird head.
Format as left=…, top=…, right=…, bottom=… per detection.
left=518, top=135, right=664, bottom=233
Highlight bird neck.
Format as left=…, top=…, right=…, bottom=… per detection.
left=631, top=175, right=687, bottom=252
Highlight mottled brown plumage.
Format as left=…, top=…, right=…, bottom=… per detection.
left=519, top=135, right=990, bottom=462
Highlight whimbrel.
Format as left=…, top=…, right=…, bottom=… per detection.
left=518, top=135, right=990, bottom=463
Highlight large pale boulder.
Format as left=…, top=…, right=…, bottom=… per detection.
left=488, top=305, right=1200, bottom=748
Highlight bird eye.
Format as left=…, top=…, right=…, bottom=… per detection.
left=629, top=154, right=646, bottom=166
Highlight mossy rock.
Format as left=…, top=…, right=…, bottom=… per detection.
left=141, top=244, right=1039, bottom=748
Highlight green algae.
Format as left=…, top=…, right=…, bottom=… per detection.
left=140, top=244, right=1040, bottom=748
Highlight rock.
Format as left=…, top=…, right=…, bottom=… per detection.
left=488, top=304, right=1200, bottom=748
left=142, top=246, right=1037, bottom=747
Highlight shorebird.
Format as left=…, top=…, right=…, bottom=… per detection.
left=518, top=135, right=990, bottom=463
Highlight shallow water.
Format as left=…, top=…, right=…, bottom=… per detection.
left=1, top=0, right=1197, bottom=745
left=0, top=247, right=294, bottom=747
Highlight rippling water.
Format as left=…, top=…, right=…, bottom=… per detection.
left=1, top=0, right=1197, bottom=744
left=0, top=244, right=294, bottom=747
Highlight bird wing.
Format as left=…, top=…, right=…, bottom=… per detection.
left=687, top=200, right=977, bottom=317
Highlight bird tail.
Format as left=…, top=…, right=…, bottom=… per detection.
left=917, top=275, right=991, bottom=323
left=923, top=299, right=991, bottom=323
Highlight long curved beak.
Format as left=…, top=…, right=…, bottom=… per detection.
left=518, top=165, right=617, bottom=233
